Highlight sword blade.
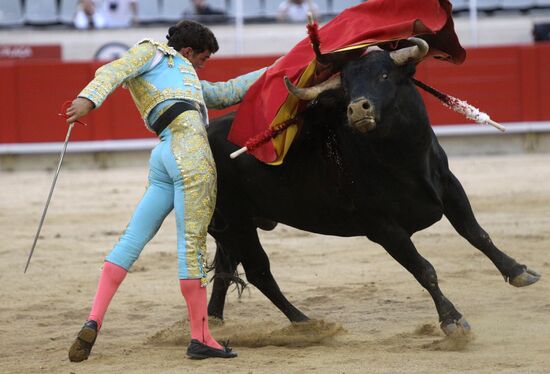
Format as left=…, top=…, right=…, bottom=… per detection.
left=24, top=123, right=75, bottom=273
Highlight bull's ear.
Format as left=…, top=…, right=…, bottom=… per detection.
left=401, top=61, right=417, bottom=78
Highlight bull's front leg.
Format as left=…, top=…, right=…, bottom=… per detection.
left=208, top=242, right=241, bottom=321
left=367, top=225, right=470, bottom=335
left=240, top=234, right=310, bottom=323
left=442, top=173, right=540, bottom=287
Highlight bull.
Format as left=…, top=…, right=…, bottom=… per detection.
left=205, top=38, right=540, bottom=335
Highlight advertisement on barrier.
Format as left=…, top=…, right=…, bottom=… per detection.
left=0, top=44, right=61, bottom=60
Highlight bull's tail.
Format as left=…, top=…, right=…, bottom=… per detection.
left=207, top=241, right=247, bottom=298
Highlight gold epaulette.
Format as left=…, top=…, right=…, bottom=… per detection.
left=136, top=38, right=177, bottom=56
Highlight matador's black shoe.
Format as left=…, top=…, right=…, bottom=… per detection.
left=186, top=339, right=238, bottom=359
left=68, top=320, right=98, bottom=362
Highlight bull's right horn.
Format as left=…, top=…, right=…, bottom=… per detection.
left=284, top=74, right=342, bottom=101
left=389, top=37, right=429, bottom=65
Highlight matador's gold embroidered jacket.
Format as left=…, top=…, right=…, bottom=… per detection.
left=78, top=39, right=266, bottom=131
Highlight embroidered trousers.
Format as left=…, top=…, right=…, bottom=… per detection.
left=106, top=110, right=215, bottom=285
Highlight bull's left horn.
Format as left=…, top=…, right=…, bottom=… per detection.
left=284, top=74, right=342, bottom=101
left=389, top=37, right=429, bottom=65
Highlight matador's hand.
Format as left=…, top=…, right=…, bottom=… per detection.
left=65, top=97, right=94, bottom=124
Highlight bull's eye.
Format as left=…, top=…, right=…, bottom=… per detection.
left=381, top=73, right=389, bottom=80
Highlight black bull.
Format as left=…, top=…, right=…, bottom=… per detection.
left=205, top=49, right=540, bottom=335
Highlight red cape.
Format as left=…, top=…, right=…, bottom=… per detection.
left=229, top=0, right=465, bottom=164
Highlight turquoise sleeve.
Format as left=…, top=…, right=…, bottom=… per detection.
left=201, top=67, right=267, bottom=110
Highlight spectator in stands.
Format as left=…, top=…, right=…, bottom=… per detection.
left=74, top=0, right=138, bottom=29
left=74, top=0, right=106, bottom=29
left=183, top=0, right=228, bottom=24
left=100, top=0, right=138, bottom=28
left=277, top=0, right=319, bottom=23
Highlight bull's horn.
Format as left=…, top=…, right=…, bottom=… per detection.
left=284, top=74, right=342, bottom=101
left=389, top=37, right=429, bottom=65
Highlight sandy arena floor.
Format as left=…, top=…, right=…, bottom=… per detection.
left=1, top=153, right=549, bottom=373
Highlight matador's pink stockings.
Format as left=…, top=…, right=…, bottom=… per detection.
left=179, top=279, right=223, bottom=349
left=86, top=264, right=221, bottom=349
left=87, top=261, right=127, bottom=329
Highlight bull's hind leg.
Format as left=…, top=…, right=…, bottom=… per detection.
left=442, top=173, right=540, bottom=287
left=210, top=224, right=309, bottom=323
left=368, top=226, right=470, bottom=335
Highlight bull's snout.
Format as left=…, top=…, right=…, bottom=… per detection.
left=347, top=97, right=376, bottom=133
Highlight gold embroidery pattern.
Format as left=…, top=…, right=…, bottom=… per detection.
left=79, top=39, right=205, bottom=120
left=79, top=43, right=157, bottom=108
left=126, top=57, right=204, bottom=129
left=137, top=39, right=177, bottom=56
left=127, top=81, right=205, bottom=131
left=181, top=74, right=203, bottom=90
left=169, top=111, right=216, bottom=284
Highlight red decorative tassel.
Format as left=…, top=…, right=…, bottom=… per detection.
left=244, top=117, right=300, bottom=152
left=307, top=20, right=320, bottom=47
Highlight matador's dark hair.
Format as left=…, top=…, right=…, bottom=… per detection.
left=166, top=20, right=219, bottom=53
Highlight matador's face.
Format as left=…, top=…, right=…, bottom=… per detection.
left=180, top=48, right=212, bottom=70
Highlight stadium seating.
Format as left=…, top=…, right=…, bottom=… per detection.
left=227, top=0, right=336, bottom=20
left=227, top=0, right=263, bottom=19
left=0, top=0, right=24, bottom=27
left=264, top=0, right=282, bottom=18
left=136, top=0, right=161, bottom=23
left=183, top=0, right=229, bottom=23
left=207, top=0, right=228, bottom=11
left=500, top=0, right=536, bottom=10
left=59, top=0, right=79, bottom=25
left=24, top=0, right=59, bottom=25
left=476, top=0, right=500, bottom=12
left=2, top=0, right=550, bottom=29
left=262, top=0, right=332, bottom=19
left=450, top=0, right=470, bottom=12
left=312, top=0, right=331, bottom=17
left=160, top=0, right=187, bottom=22
left=331, top=0, right=361, bottom=14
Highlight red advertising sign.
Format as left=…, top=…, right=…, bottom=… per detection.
left=0, top=45, right=61, bottom=60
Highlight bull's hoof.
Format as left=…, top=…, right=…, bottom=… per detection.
left=440, top=317, right=471, bottom=336
left=508, top=267, right=541, bottom=287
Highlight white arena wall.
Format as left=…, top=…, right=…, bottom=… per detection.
left=2, top=123, right=550, bottom=171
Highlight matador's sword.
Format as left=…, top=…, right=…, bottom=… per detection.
left=24, top=102, right=86, bottom=273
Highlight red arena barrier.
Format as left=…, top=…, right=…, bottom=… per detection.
left=1, top=44, right=550, bottom=144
